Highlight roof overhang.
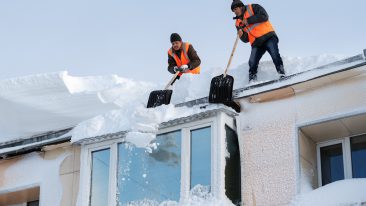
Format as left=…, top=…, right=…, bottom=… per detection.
left=0, top=129, right=71, bottom=159
left=234, top=55, right=366, bottom=100
left=300, top=110, right=366, bottom=143
left=74, top=107, right=237, bottom=145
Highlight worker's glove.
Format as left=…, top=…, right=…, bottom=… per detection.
left=179, top=65, right=190, bottom=72
left=173, top=66, right=180, bottom=73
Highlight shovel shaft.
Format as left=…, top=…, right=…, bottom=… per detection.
left=164, top=71, right=180, bottom=90
left=224, top=35, right=240, bottom=77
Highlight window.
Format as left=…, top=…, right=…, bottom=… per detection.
left=90, top=149, right=110, bottom=206
left=350, top=135, right=366, bottom=178
left=225, top=125, right=241, bottom=205
left=27, top=201, right=39, bottom=206
left=320, top=144, right=344, bottom=185
left=117, top=131, right=181, bottom=205
left=190, top=127, right=211, bottom=189
left=0, top=187, right=39, bottom=206
left=317, top=134, right=366, bottom=186
left=81, top=112, right=237, bottom=206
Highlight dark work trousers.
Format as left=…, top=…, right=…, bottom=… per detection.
left=248, top=37, right=284, bottom=76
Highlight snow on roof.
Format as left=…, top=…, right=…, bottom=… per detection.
left=71, top=104, right=236, bottom=146
left=72, top=106, right=237, bottom=145
left=171, top=54, right=350, bottom=104
left=0, top=53, right=364, bottom=147
left=234, top=54, right=366, bottom=98
left=0, top=71, right=153, bottom=143
left=176, top=54, right=366, bottom=107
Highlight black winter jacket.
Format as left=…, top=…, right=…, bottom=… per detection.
left=235, top=4, right=278, bottom=47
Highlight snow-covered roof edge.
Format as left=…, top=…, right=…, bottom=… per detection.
left=0, top=128, right=72, bottom=158
left=73, top=107, right=238, bottom=145
left=176, top=52, right=366, bottom=108
left=0, top=107, right=237, bottom=155
left=233, top=54, right=366, bottom=98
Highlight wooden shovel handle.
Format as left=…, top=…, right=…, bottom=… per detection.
left=164, top=71, right=180, bottom=90
left=224, top=35, right=240, bottom=77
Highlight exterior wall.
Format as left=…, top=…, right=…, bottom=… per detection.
left=238, top=97, right=297, bottom=206
left=298, top=131, right=317, bottom=192
left=0, top=142, right=80, bottom=206
left=52, top=144, right=81, bottom=206
left=237, top=73, right=366, bottom=205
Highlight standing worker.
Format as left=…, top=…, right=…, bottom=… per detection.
left=231, top=0, right=285, bottom=82
left=168, top=33, right=201, bottom=82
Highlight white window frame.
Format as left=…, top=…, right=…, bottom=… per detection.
left=78, top=111, right=236, bottom=206
left=157, top=117, right=217, bottom=202
left=316, top=135, right=358, bottom=187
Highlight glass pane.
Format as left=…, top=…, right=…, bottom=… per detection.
left=117, top=131, right=181, bottom=205
left=90, top=149, right=110, bottom=206
left=225, top=125, right=241, bottom=205
left=190, top=127, right=211, bottom=189
left=27, top=201, right=39, bottom=206
left=351, top=135, right=366, bottom=178
left=320, top=144, right=344, bottom=186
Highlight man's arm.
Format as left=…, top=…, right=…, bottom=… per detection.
left=236, top=26, right=249, bottom=43
left=246, top=4, right=269, bottom=25
left=187, top=44, right=201, bottom=70
left=168, top=54, right=177, bottom=74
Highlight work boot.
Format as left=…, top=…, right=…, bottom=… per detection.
left=277, top=65, right=286, bottom=79
left=249, top=73, right=257, bottom=83
left=278, top=73, right=286, bottom=79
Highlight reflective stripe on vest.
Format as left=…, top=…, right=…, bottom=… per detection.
left=168, top=42, right=200, bottom=75
left=235, top=4, right=275, bottom=45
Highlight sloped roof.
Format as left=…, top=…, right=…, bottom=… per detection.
left=0, top=72, right=121, bottom=142
left=0, top=51, right=365, bottom=156
left=176, top=52, right=366, bottom=108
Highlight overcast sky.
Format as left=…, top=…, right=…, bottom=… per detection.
left=0, top=0, right=365, bottom=83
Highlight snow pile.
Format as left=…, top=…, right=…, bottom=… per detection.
left=71, top=103, right=229, bottom=146
left=171, top=55, right=344, bottom=103
left=118, top=185, right=234, bottom=206
left=0, top=71, right=154, bottom=142
left=181, top=185, right=234, bottom=206
left=291, top=179, right=366, bottom=206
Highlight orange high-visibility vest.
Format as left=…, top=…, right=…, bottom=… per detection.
left=235, top=4, right=275, bottom=45
left=168, top=42, right=200, bottom=76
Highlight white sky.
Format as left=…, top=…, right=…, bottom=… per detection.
left=0, top=0, right=365, bottom=83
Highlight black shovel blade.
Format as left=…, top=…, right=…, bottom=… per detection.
left=147, top=90, right=173, bottom=108
left=209, top=74, right=234, bottom=103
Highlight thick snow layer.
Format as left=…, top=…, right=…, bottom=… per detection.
left=71, top=103, right=232, bottom=145
left=291, top=179, right=366, bottom=206
left=0, top=71, right=153, bottom=142
left=171, top=55, right=345, bottom=103
left=69, top=54, right=361, bottom=147
left=0, top=54, right=350, bottom=144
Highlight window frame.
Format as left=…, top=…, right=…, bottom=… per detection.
left=84, top=143, right=117, bottom=206
left=189, top=124, right=213, bottom=190
left=158, top=118, right=217, bottom=202
left=316, top=134, right=363, bottom=187
left=79, top=112, right=236, bottom=206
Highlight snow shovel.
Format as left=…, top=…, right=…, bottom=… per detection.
left=208, top=35, right=241, bottom=112
left=147, top=71, right=180, bottom=108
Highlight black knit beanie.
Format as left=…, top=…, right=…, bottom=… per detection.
left=170, top=33, right=182, bottom=43
left=231, top=0, right=244, bottom=11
